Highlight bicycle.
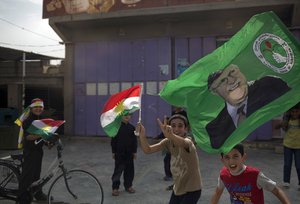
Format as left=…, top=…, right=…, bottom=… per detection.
left=0, top=138, right=104, bottom=204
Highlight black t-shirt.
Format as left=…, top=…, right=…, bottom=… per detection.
left=22, top=113, right=45, bottom=151
left=111, top=122, right=137, bottom=157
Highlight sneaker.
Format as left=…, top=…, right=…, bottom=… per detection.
left=112, top=189, right=119, bottom=196
left=282, top=182, right=290, bottom=188
left=125, top=187, right=135, bottom=193
left=34, top=191, right=47, bottom=201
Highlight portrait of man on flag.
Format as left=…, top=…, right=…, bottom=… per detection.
left=205, top=64, right=291, bottom=149
left=159, top=11, right=300, bottom=153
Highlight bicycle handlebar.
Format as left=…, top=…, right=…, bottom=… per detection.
left=56, top=139, right=64, bottom=159
left=35, top=137, right=64, bottom=157
left=57, top=139, right=63, bottom=151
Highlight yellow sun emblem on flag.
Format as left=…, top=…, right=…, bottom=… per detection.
left=115, top=99, right=125, bottom=115
left=42, top=126, right=51, bottom=132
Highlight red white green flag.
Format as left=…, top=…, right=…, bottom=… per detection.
left=26, top=119, right=65, bottom=140
left=100, top=84, right=141, bottom=137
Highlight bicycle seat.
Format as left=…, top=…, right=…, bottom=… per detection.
left=10, top=153, right=23, bottom=162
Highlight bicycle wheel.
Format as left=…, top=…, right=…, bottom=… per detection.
left=0, top=161, right=20, bottom=197
left=48, top=169, right=104, bottom=204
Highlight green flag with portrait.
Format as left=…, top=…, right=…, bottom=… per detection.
left=159, top=11, right=300, bottom=154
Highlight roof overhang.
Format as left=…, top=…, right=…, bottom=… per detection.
left=48, top=0, right=300, bottom=42
left=0, top=46, right=63, bottom=61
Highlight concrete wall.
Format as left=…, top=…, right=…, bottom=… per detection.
left=0, top=60, right=64, bottom=112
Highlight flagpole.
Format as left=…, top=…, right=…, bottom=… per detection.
left=138, top=83, right=143, bottom=123
left=134, top=83, right=143, bottom=136
left=22, top=52, right=26, bottom=112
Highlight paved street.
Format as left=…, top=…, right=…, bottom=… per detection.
left=1, top=137, right=300, bottom=204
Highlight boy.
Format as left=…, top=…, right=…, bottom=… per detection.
left=136, top=114, right=202, bottom=204
left=18, top=98, right=48, bottom=203
left=111, top=114, right=137, bottom=196
left=211, top=143, right=291, bottom=204
left=279, top=104, right=300, bottom=189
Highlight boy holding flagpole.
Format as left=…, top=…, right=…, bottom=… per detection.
left=100, top=84, right=142, bottom=196
left=111, top=114, right=137, bottom=196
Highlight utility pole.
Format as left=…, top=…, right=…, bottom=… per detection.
left=22, top=52, right=26, bottom=111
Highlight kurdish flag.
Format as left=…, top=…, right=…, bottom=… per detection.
left=100, top=84, right=141, bottom=137
left=159, top=11, right=300, bottom=153
left=27, top=119, right=65, bottom=140
left=15, top=107, right=31, bottom=127
left=15, top=106, right=31, bottom=149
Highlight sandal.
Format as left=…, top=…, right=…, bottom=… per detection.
left=112, top=189, right=119, bottom=196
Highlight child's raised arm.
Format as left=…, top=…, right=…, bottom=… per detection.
left=136, top=122, right=163, bottom=154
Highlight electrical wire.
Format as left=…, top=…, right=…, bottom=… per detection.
left=0, top=17, right=64, bottom=56
left=38, top=49, right=65, bottom=53
left=0, top=17, right=60, bottom=42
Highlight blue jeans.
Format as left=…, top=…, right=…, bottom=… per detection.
left=283, top=146, right=300, bottom=185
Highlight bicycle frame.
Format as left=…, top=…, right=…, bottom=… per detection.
left=29, top=139, right=68, bottom=194
left=2, top=138, right=103, bottom=203
left=0, top=138, right=70, bottom=201
left=31, top=138, right=84, bottom=200
left=0, top=160, right=20, bottom=201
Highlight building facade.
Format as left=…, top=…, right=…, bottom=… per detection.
left=0, top=47, right=64, bottom=148
left=44, top=0, right=300, bottom=138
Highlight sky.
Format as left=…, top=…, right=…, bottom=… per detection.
left=0, top=0, right=65, bottom=59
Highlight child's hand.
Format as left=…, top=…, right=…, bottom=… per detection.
left=157, top=117, right=173, bottom=139
left=135, top=122, right=145, bottom=137
left=44, top=140, right=54, bottom=149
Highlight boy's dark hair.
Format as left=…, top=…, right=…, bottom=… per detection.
left=283, top=102, right=300, bottom=123
left=168, top=114, right=188, bottom=127
left=221, top=143, right=244, bottom=157
left=290, top=103, right=300, bottom=110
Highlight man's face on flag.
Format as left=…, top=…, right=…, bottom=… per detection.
left=211, top=65, right=248, bottom=106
